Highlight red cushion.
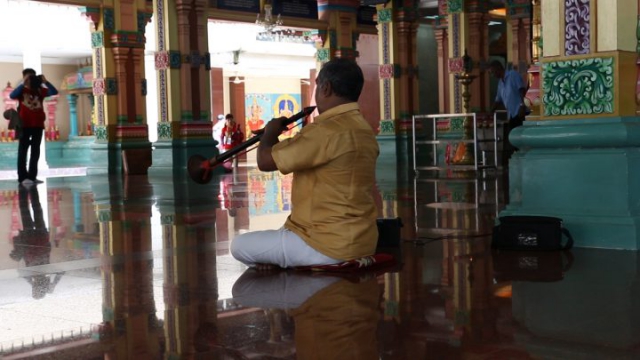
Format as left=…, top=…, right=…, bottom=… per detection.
left=294, top=253, right=395, bottom=272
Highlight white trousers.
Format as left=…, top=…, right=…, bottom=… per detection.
left=230, top=227, right=341, bottom=268
left=232, top=270, right=341, bottom=309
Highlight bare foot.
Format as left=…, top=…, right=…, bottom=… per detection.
left=254, top=263, right=279, bottom=271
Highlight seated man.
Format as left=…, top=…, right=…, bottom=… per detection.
left=231, top=58, right=379, bottom=269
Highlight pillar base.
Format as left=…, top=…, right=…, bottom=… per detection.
left=0, top=143, right=18, bottom=170
left=45, top=136, right=96, bottom=167
left=87, top=141, right=152, bottom=176
left=148, top=138, right=221, bottom=179
left=377, top=134, right=398, bottom=184
left=502, top=117, right=640, bottom=249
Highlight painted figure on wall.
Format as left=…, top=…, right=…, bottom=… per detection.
left=246, top=94, right=303, bottom=137
left=246, top=96, right=265, bottom=135
left=274, top=94, right=301, bottom=138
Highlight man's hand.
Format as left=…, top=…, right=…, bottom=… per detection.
left=263, top=117, right=288, bottom=139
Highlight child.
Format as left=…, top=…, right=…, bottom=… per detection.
left=220, top=113, right=244, bottom=172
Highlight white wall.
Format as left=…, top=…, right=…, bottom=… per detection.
left=244, top=77, right=302, bottom=94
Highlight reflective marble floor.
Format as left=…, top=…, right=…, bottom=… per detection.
left=0, top=165, right=639, bottom=359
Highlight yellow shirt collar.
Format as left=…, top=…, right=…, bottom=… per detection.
left=314, top=103, right=360, bottom=123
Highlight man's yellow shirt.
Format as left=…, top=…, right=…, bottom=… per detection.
left=272, top=103, right=379, bottom=261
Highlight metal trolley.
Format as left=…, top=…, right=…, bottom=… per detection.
left=411, top=112, right=499, bottom=175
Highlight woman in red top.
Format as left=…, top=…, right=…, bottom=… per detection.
left=220, top=113, right=244, bottom=172
left=9, top=74, right=58, bottom=184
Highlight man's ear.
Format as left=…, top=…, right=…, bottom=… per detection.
left=320, top=82, right=332, bottom=97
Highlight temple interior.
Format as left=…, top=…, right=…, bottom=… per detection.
left=2, top=0, right=640, bottom=359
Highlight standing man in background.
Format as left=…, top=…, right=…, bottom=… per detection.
left=10, top=71, right=58, bottom=184
left=489, top=60, right=527, bottom=165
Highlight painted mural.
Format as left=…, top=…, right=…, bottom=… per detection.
left=245, top=93, right=303, bottom=139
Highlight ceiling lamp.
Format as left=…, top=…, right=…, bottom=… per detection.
left=256, top=4, right=282, bottom=33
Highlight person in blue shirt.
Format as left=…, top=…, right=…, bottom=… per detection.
left=489, top=61, right=527, bottom=165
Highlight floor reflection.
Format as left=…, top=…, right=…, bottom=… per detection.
left=231, top=270, right=380, bottom=359
left=0, top=166, right=638, bottom=359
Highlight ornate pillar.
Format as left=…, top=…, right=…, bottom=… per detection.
left=67, top=94, right=79, bottom=137
left=82, top=1, right=153, bottom=175
left=375, top=0, right=419, bottom=168
left=434, top=11, right=450, bottom=114
left=503, top=0, right=640, bottom=249
left=464, top=1, right=489, bottom=112
left=87, top=94, right=95, bottom=135
left=151, top=0, right=217, bottom=176
left=506, top=0, right=532, bottom=75
left=442, top=0, right=462, bottom=113
left=441, top=0, right=491, bottom=113
left=525, top=0, right=542, bottom=116
left=315, top=0, right=360, bottom=64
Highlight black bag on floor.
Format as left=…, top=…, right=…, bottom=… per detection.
left=492, top=216, right=573, bottom=251
left=492, top=250, right=574, bottom=282
left=377, top=217, right=403, bottom=248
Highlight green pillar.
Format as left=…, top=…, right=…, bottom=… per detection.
left=501, top=0, right=640, bottom=249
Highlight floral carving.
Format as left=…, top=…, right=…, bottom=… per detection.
left=137, top=12, right=152, bottom=33
left=103, top=8, right=115, bottom=31
left=377, top=8, right=392, bottom=23
left=448, top=57, right=464, bottom=73
left=316, top=49, right=330, bottom=63
left=158, top=122, right=172, bottom=140
left=95, top=125, right=108, bottom=141
left=379, top=120, right=395, bottom=135
left=450, top=117, right=465, bottom=132
left=105, top=78, right=117, bottom=95
left=447, top=0, right=463, bottom=14
left=155, top=52, right=169, bottom=70
left=93, top=78, right=105, bottom=96
left=169, top=51, right=181, bottom=69
left=542, top=57, right=614, bottom=116
left=565, top=0, right=590, bottom=56
left=91, top=32, right=104, bottom=48
left=379, top=64, right=394, bottom=79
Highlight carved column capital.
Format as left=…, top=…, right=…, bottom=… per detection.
left=80, top=7, right=101, bottom=31
left=397, top=21, right=418, bottom=35
left=434, top=28, right=447, bottom=57
left=174, top=0, right=192, bottom=12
